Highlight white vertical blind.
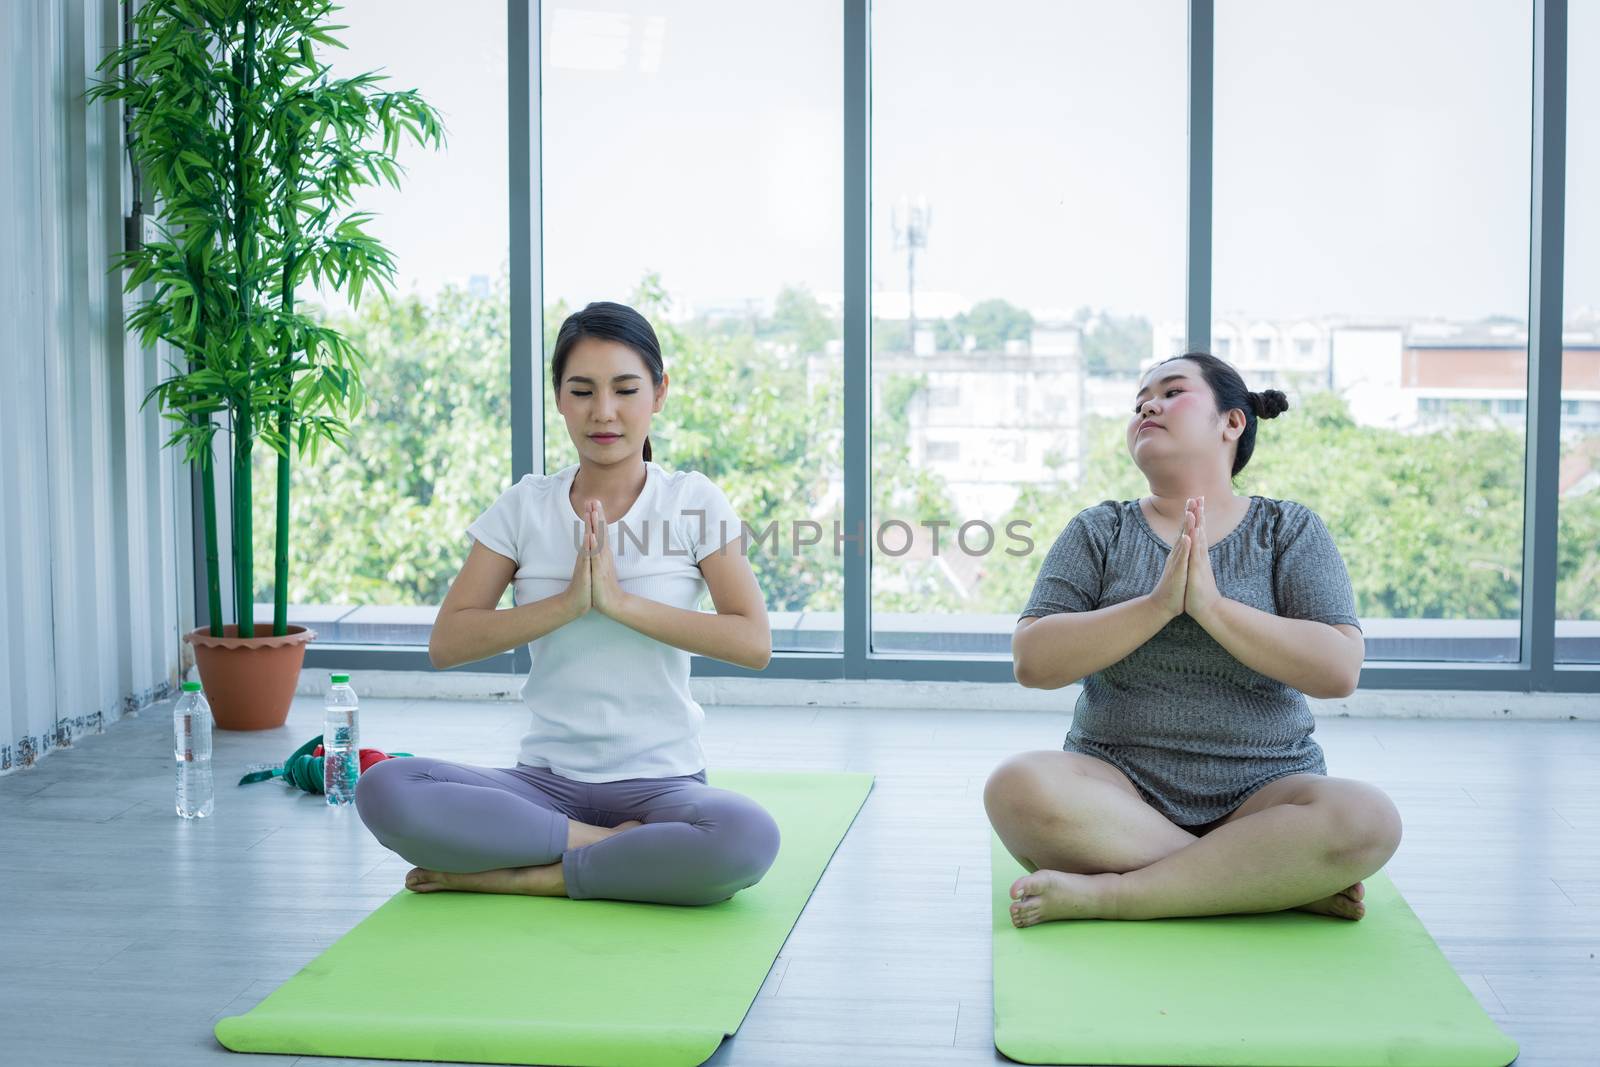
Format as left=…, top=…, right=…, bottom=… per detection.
left=1, top=0, right=189, bottom=775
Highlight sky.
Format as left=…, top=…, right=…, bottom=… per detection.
left=327, top=0, right=1599, bottom=326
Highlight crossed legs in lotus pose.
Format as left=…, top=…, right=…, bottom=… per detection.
left=984, top=751, right=1403, bottom=927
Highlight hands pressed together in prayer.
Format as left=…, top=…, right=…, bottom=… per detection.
left=563, top=500, right=631, bottom=623
left=1149, top=495, right=1223, bottom=625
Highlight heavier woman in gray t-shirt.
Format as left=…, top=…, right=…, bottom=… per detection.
left=1019, top=494, right=1362, bottom=828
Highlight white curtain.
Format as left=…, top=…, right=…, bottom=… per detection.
left=0, top=0, right=190, bottom=775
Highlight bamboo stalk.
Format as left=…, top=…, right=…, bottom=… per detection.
left=228, top=410, right=242, bottom=635
left=274, top=419, right=289, bottom=636
left=274, top=229, right=296, bottom=636
left=236, top=400, right=253, bottom=636
left=193, top=321, right=224, bottom=636
left=232, top=3, right=257, bottom=638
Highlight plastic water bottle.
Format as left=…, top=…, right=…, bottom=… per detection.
left=174, top=680, right=214, bottom=818
left=323, top=673, right=360, bottom=805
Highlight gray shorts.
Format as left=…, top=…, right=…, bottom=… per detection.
left=1065, top=735, right=1326, bottom=830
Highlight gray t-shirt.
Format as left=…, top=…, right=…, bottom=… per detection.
left=1018, top=496, right=1361, bottom=827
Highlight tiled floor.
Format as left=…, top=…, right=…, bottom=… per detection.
left=2, top=694, right=1595, bottom=1065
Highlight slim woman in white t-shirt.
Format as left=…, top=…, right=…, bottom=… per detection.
left=355, top=301, right=780, bottom=906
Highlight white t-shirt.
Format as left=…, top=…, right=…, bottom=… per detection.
left=464, top=461, right=744, bottom=782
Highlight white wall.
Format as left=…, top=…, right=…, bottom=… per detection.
left=0, top=0, right=190, bottom=774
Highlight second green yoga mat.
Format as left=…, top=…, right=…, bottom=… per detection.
left=215, top=770, right=873, bottom=1066
left=991, top=833, right=1517, bottom=1066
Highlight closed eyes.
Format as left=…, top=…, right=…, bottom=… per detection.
left=1132, top=388, right=1181, bottom=414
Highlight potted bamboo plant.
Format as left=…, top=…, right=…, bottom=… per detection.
left=91, top=0, right=442, bottom=729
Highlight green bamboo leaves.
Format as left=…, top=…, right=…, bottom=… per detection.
left=91, top=0, right=442, bottom=636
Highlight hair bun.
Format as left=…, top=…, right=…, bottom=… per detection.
left=1250, top=389, right=1289, bottom=419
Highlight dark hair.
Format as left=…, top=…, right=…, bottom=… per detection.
left=550, top=301, right=665, bottom=462
left=1149, top=351, right=1289, bottom=477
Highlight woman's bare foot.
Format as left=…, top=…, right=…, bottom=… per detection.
left=1007, top=873, right=1368, bottom=927
left=404, top=862, right=565, bottom=897
left=403, top=821, right=650, bottom=897
left=1293, top=881, right=1366, bottom=920
left=1008, top=869, right=1121, bottom=927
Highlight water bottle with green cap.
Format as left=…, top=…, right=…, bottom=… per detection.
left=323, top=673, right=360, bottom=805
left=174, top=680, right=214, bottom=818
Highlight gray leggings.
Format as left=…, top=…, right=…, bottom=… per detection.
left=353, top=756, right=781, bottom=906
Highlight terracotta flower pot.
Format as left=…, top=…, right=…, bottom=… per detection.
left=184, top=624, right=318, bottom=731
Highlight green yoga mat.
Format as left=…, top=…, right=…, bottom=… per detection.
left=991, top=833, right=1518, bottom=1066
left=215, top=770, right=873, bottom=1066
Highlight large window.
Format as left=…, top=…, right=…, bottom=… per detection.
left=868, top=0, right=1186, bottom=654
left=542, top=0, right=843, bottom=653
left=1559, top=0, right=1600, bottom=663
left=1211, top=0, right=1533, bottom=662
left=244, top=1, right=1594, bottom=687
left=251, top=0, right=512, bottom=643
